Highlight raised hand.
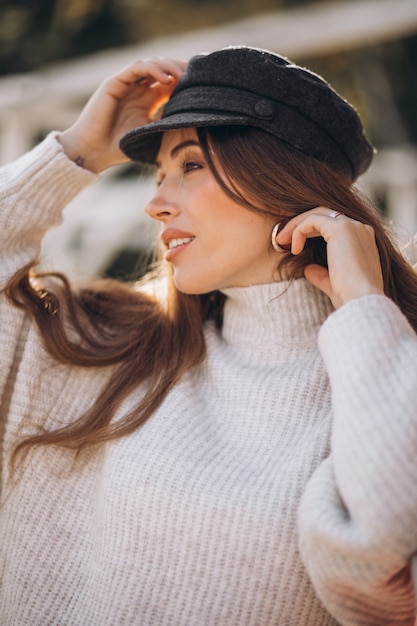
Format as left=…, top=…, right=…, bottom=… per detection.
left=58, top=58, right=187, bottom=173
left=276, top=207, right=385, bottom=309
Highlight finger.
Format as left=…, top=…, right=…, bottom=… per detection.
left=277, top=210, right=351, bottom=255
left=117, top=58, right=187, bottom=87
left=291, top=224, right=322, bottom=255
left=102, top=62, right=185, bottom=105
left=304, top=264, right=332, bottom=297
left=276, top=206, right=344, bottom=245
left=290, top=216, right=340, bottom=255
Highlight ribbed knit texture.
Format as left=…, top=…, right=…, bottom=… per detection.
left=1, top=135, right=416, bottom=625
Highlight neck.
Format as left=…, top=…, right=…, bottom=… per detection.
left=220, top=278, right=334, bottom=363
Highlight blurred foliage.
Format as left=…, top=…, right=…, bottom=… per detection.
left=299, top=35, right=417, bottom=146
left=0, top=0, right=416, bottom=145
left=0, top=0, right=126, bottom=73
left=0, top=0, right=315, bottom=74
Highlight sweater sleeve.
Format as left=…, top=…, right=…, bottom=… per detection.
left=0, top=134, right=97, bottom=478
left=0, top=132, right=97, bottom=289
left=298, top=295, right=417, bottom=625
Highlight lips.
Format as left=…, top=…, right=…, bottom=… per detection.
left=168, top=236, right=195, bottom=250
left=161, top=229, right=195, bottom=247
left=161, top=229, right=195, bottom=260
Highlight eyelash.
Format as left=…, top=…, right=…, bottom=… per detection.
left=155, top=156, right=204, bottom=186
left=181, top=158, right=203, bottom=174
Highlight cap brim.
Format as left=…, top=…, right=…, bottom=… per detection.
left=119, top=112, right=251, bottom=164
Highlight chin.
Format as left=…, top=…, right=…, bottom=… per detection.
left=173, top=273, right=218, bottom=295
left=174, top=284, right=212, bottom=296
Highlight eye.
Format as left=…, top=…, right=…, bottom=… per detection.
left=181, top=159, right=203, bottom=174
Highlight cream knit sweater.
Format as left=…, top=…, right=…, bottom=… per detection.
left=1, top=135, right=417, bottom=626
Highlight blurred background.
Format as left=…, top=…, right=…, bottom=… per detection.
left=1, top=0, right=416, bottom=280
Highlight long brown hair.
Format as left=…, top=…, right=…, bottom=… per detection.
left=7, top=126, right=417, bottom=461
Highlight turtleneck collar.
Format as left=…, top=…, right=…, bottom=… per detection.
left=220, top=278, right=334, bottom=362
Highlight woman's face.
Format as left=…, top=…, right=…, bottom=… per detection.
left=145, top=128, right=279, bottom=294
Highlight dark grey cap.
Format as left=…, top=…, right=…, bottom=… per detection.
left=120, top=46, right=374, bottom=181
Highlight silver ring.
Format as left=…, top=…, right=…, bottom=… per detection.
left=329, top=210, right=342, bottom=219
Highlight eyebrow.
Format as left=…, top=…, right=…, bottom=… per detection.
left=156, top=139, right=200, bottom=167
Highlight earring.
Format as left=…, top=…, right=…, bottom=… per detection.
left=271, top=223, right=287, bottom=253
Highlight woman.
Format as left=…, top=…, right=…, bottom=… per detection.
left=1, top=46, right=416, bottom=625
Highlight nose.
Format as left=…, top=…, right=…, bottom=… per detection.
left=145, top=186, right=180, bottom=221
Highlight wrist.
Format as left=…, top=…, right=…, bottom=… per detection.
left=57, top=130, right=107, bottom=173
left=340, top=285, right=385, bottom=307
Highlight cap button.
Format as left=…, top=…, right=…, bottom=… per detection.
left=254, top=99, right=275, bottom=119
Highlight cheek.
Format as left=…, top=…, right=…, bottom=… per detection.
left=236, top=216, right=273, bottom=245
